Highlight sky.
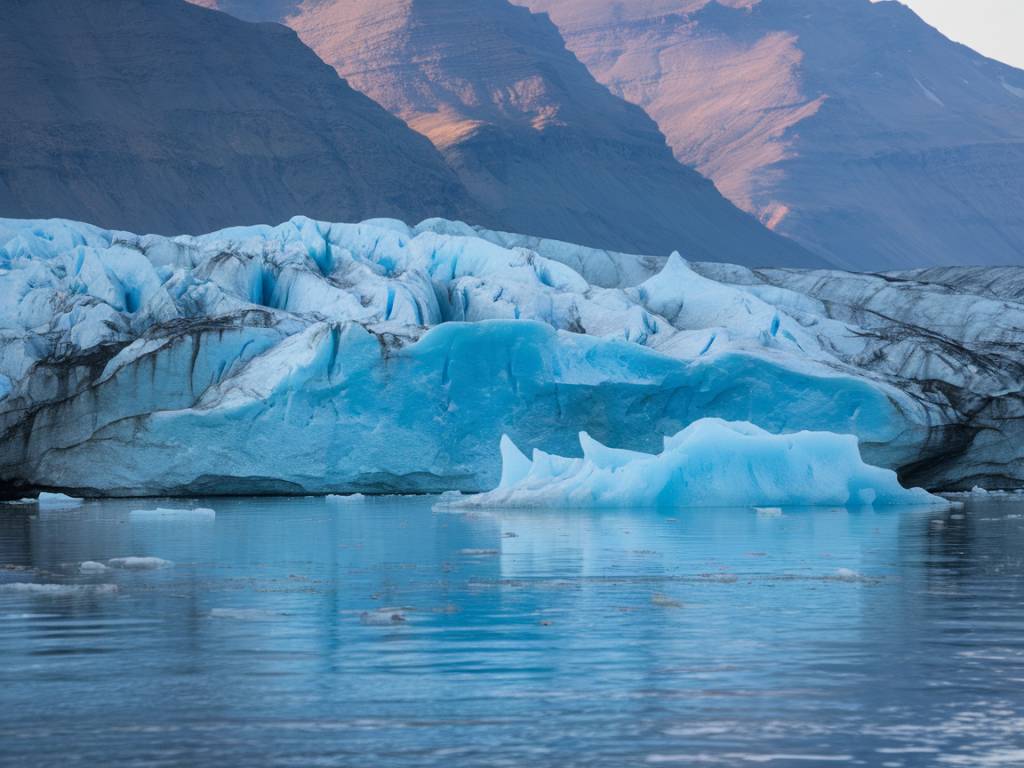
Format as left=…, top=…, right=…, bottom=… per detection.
left=886, top=0, right=1024, bottom=69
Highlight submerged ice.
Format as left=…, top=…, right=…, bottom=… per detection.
left=1, top=215, right=1022, bottom=496
left=452, top=419, right=946, bottom=509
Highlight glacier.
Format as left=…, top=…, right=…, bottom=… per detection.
left=1, top=215, right=1022, bottom=497
left=449, top=419, right=946, bottom=510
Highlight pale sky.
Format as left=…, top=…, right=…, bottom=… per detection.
left=882, top=0, right=1024, bottom=69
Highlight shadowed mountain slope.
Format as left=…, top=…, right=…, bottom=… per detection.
left=0, top=0, right=476, bottom=235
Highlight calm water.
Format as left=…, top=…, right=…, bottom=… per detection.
left=1, top=495, right=1023, bottom=767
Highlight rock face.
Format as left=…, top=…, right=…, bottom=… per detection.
left=1, top=214, right=1021, bottom=497
left=0, top=0, right=475, bottom=235
left=194, top=0, right=823, bottom=267
left=521, top=0, right=1024, bottom=270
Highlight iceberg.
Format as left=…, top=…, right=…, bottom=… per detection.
left=0, top=215, right=1021, bottom=496
left=449, top=419, right=946, bottom=510
left=36, top=493, right=83, bottom=508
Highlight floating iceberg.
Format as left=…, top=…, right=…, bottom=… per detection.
left=35, top=493, right=83, bottom=508
left=106, top=557, right=173, bottom=571
left=451, top=419, right=947, bottom=509
left=0, top=215, right=1021, bottom=496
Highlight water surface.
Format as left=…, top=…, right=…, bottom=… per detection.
left=1, top=496, right=1023, bottom=767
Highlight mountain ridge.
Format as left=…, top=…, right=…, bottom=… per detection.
left=520, top=0, right=1024, bottom=269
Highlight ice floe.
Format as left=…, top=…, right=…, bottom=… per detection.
left=451, top=419, right=947, bottom=510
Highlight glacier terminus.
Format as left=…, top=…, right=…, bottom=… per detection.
left=1, top=215, right=1022, bottom=499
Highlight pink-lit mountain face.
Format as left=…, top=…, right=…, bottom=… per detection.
left=194, top=0, right=823, bottom=267
left=520, top=0, right=1024, bottom=269
left=0, top=0, right=476, bottom=235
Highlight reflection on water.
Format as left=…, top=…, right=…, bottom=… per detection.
left=1, top=496, right=1023, bottom=767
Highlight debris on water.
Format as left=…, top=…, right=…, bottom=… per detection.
left=360, top=610, right=407, bottom=625
left=210, top=608, right=288, bottom=621
left=0, top=583, right=118, bottom=596
left=699, top=573, right=738, bottom=583
left=651, top=594, right=683, bottom=608
left=79, top=561, right=109, bottom=573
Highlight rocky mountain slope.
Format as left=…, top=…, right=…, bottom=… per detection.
left=2, top=214, right=1021, bottom=497
left=194, top=0, right=822, bottom=267
left=521, top=0, right=1024, bottom=270
left=0, top=0, right=475, bottom=235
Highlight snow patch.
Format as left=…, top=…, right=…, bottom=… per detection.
left=914, top=77, right=944, bottom=107
left=1003, top=79, right=1024, bottom=99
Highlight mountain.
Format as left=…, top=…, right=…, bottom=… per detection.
left=193, top=0, right=823, bottom=267
left=0, top=0, right=475, bottom=235
left=520, top=0, right=1024, bottom=270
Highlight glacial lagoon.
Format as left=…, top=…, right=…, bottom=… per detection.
left=1, top=496, right=1023, bottom=767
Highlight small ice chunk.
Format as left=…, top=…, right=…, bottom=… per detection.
left=833, top=568, right=861, bottom=582
left=107, top=556, right=173, bottom=570
left=79, top=561, right=109, bottom=573
left=130, top=507, right=215, bottom=519
left=36, top=492, right=83, bottom=508
left=756, top=507, right=783, bottom=517
left=326, top=493, right=365, bottom=502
